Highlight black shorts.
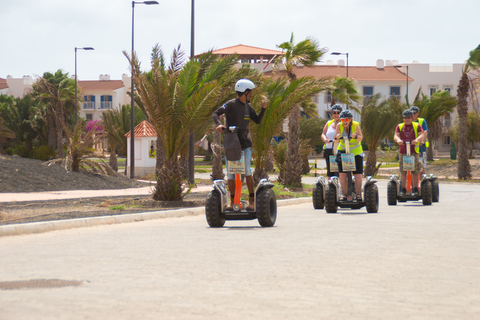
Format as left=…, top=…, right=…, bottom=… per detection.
left=336, top=153, right=364, bottom=175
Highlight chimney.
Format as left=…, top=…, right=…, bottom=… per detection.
left=376, top=59, right=384, bottom=69
left=338, top=59, right=345, bottom=67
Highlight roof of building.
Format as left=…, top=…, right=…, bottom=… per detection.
left=125, top=120, right=157, bottom=138
left=0, top=78, right=8, bottom=90
left=78, top=80, right=125, bottom=91
left=195, top=44, right=284, bottom=59
left=264, top=65, right=413, bottom=82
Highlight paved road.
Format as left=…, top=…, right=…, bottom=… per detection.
left=0, top=181, right=479, bottom=319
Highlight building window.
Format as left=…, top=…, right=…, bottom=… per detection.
left=429, top=87, right=437, bottom=96
left=86, top=114, right=93, bottom=121
left=100, top=95, right=113, bottom=109
left=83, top=95, right=95, bottom=109
left=444, top=136, right=451, bottom=145
left=390, top=86, right=401, bottom=99
left=444, top=86, right=451, bottom=94
left=324, top=91, right=332, bottom=104
left=363, top=86, right=373, bottom=102
left=443, top=113, right=452, bottom=127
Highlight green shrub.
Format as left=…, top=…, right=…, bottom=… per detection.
left=31, top=146, right=56, bottom=161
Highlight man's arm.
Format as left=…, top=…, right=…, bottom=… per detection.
left=212, top=105, right=226, bottom=132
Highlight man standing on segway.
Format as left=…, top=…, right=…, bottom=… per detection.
left=212, top=79, right=268, bottom=210
left=394, top=109, right=425, bottom=196
left=411, top=106, right=428, bottom=182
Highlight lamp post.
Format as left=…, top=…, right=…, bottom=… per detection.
left=130, top=0, right=158, bottom=179
left=394, top=65, right=409, bottom=105
left=74, top=47, right=94, bottom=125
left=331, top=52, right=349, bottom=78
left=188, top=0, right=195, bottom=185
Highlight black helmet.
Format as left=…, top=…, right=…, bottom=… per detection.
left=339, top=110, right=353, bottom=119
left=410, top=106, right=419, bottom=113
left=331, top=104, right=343, bottom=112
left=402, top=109, right=413, bottom=118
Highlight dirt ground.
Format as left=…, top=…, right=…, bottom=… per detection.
left=0, top=155, right=208, bottom=225
left=0, top=154, right=478, bottom=226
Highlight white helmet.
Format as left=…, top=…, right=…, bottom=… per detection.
left=235, top=79, right=255, bottom=93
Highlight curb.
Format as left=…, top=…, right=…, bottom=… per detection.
left=0, top=197, right=311, bottom=237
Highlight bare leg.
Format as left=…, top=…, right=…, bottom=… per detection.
left=339, top=173, right=348, bottom=196
left=354, top=174, right=362, bottom=195
left=245, top=175, right=255, bottom=208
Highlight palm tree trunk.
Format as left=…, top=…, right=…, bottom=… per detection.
left=47, top=114, right=56, bottom=152
left=211, top=127, right=224, bottom=181
left=109, top=143, right=118, bottom=172
left=265, top=148, right=274, bottom=173
left=55, top=102, right=64, bottom=158
left=153, top=157, right=183, bottom=201
left=155, top=137, right=165, bottom=178
left=364, top=148, right=377, bottom=177
left=456, top=73, right=472, bottom=180
left=284, top=105, right=302, bottom=187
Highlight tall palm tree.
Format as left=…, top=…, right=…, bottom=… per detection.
left=330, top=76, right=362, bottom=110
left=32, top=70, right=75, bottom=158
left=126, top=45, right=243, bottom=201
left=413, top=89, right=457, bottom=161
left=360, top=94, right=399, bottom=176
left=250, top=76, right=329, bottom=185
left=456, top=44, right=480, bottom=180
left=275, top=33, right=325, bottom=187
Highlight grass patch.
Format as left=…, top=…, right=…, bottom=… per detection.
left=109, top=205, right=125, bottom=210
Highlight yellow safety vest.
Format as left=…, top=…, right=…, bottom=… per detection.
left=338, top=121, right=363, bottom=156
left=414, top=117, right=429, bottom=148
left=398, top=122, right=420, bottom=153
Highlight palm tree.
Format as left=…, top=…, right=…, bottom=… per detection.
left=360, top=94, right=399, bottom=176
left=32, top=70, right=76, bottom=158
left=456, top=44, right=480, bottom=180
left=126, top=45, right=244, bottom=201
left=0, top=116, right=15, bottom=139
left=413, top=89, right=457, bottom=161
left=275, top=33, right=326, bottom=187
left=250, top=76, right=328, bottom=185
left=330, top=76, right=362, bottom=110
left=102, top=105, right=145, bottom=172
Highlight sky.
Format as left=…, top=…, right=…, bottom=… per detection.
left=1, top=0, right=479, bottom=81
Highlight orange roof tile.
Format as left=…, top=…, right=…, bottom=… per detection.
left=0, top=78, right=8, bottom=90
left=264, top=65, right=413, bottom=82
left=125, top=120, right=157, bottom=138
left=195, top=44, right=284, bottom=58
left=78, top=80, right=125, bottom=91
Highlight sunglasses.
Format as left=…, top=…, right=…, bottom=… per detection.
left=332, top=111, right=340, bottom=115
left=341, top=118, right=350, bottom=122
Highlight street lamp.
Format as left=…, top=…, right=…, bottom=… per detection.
left=130, top=0, right=158, bottom=179
left=394, top=65, right=409, bottom=105
left=331, top=52, right=349, bottom=78
left=74, top=47, right=94, bottom=125
left=188, top=0, right=195, bottom=185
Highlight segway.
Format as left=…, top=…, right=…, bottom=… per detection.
left=323, top=136, right=379, bottom=213
left=313, top=139, right=337, bottom=210
left=387, top=142, right=438, bottom=205
left=205, top=127, right=277, bottom=227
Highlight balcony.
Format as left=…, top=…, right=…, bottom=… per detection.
left=83, top=101, right=95, bottom=110
left=100, top=101, right=112, bottom=110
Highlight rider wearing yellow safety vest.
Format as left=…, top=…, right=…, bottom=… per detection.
left=321, top=104, right=342, bottom=178
left=394, top=109, right=425, bottom=196
left=334, top=110, right=364, bottom=201
left=410, top=106, right=428, bottom=179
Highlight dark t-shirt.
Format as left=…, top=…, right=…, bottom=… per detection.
left=212, top=98, right=265, bottom=148
left=395, top=123, right=423, bottom=154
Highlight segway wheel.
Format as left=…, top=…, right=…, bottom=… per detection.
left=256, top=188, right=277, bottom=227
left=312, top=184, right=324, bottom=209
left=387, top=181, right=397, bottom=206
left=421, top=181, right=432, bottom=206
left=365, top=184, right=379, bottom=213
left=324, top=184, right=338, bottom=213
left=432, top=179, right=439, bottom=202
left=205, top=190, right=225, bottom=227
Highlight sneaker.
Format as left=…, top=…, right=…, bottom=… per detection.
left=400, top=188, right=406, bottom=196
left=412, top=187, right=419, bottom=196
left=246, top=197, right=255, bottom=211
left=339, top=195, right=347, bottom=201
left=225, top=203, right=233, bottom=210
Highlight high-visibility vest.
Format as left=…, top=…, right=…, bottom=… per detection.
left=398, top=122, right=420, bottom=153
left=323, top=119, right=335, bottom=150
left=415, top=117, right=429, bottom=148
left=338, top=121, right=363, bottom=155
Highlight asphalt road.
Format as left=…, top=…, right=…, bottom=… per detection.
left=0, top=181, right=479, bottom=319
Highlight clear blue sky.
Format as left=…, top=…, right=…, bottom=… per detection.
left=1, top=0, right=479, bottom=80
